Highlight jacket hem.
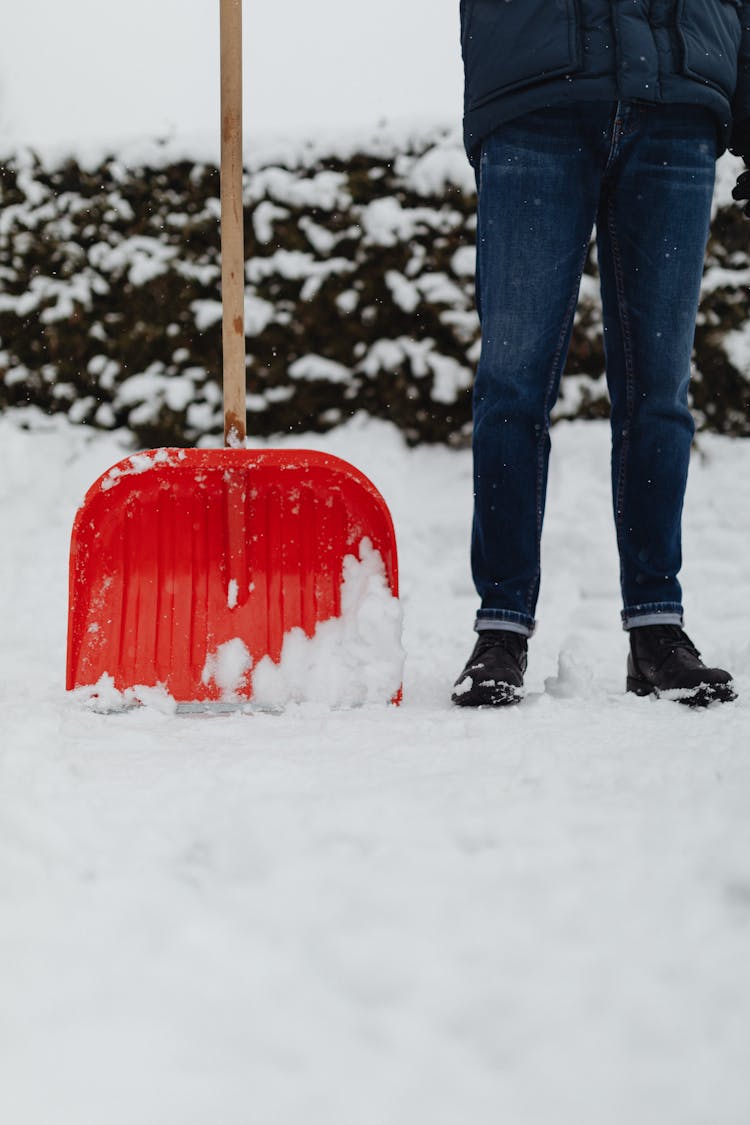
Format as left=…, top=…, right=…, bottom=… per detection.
left=463, top=74, right=731, bottom=165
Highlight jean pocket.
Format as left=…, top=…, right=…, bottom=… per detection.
left=462, top=0, right=582, bottom=111
left=676, top=0, right=742, bottom=98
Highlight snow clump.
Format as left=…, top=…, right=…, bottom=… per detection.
left=251, top=539, right=403, bottom=709
left=544, top=649, right=596, bottom=700
left=202, top=639, right=253, bottom=702
left=71, top=674, right=177, bottom=714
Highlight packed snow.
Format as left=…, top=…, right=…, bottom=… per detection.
left=201, top=637, right=254, bottom=702
left=1, top=411, right=749, bottom=1124
left=251, top=539, right=403, bottom=710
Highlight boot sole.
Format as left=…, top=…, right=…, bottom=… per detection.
left=452, top=677, right=523, bottom=708
left=626, top=675, right=737, bottom=708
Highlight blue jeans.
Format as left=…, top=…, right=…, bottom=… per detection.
left=471, top=101, right=716, bottom=636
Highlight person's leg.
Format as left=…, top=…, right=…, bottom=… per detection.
left=471, top=106, right=605, bottom=637
left=596, top=102, right=734, bottom=704
left=455, top=105, right=612, bottom=708
left=596, top=102, right=716, bottom=625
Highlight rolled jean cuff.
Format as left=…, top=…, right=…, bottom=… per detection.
left=621, top=603, right=684, bottom=631
left=475, top=610, right=535, bottom=637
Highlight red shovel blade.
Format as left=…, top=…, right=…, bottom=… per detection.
left=67, top=448, right=399, bottom=703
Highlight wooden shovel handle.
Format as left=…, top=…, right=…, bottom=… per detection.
left=220, top=0, right=246, bottom=446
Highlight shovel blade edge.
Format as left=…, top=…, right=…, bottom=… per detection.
left=67, top=448, right=399, bottom=702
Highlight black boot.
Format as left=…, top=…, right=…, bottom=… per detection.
left=627, top=624, right=736, bottom=707
left=452, top=630, right=528, bottom=707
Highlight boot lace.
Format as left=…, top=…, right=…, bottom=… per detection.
left=656, top=625, right=699, bottom=657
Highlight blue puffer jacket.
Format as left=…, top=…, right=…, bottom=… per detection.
left=460, top=0, right=750, bottom=162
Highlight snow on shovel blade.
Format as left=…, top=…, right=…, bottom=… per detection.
left=66, top=447, right=399, bottom=704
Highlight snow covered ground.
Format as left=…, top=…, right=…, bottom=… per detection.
left=1, top=412, right=749, bottom=1124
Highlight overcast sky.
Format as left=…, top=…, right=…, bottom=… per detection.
left=0, top=0, right=462, bottom=152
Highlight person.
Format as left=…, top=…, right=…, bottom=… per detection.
left=452, top=1, right=746, bottom=708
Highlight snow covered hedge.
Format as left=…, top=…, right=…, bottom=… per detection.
left=1, top=131, right=749, bottom=445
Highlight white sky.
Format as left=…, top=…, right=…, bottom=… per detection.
left=0, top=0, right=463, bottom=151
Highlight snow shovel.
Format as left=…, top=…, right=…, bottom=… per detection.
left=66, top=0, right=399, bottom=706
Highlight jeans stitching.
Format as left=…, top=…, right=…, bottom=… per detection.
left=605, top=193, right=636, bottom=588
left=604, top=101, right=622, bottom=172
